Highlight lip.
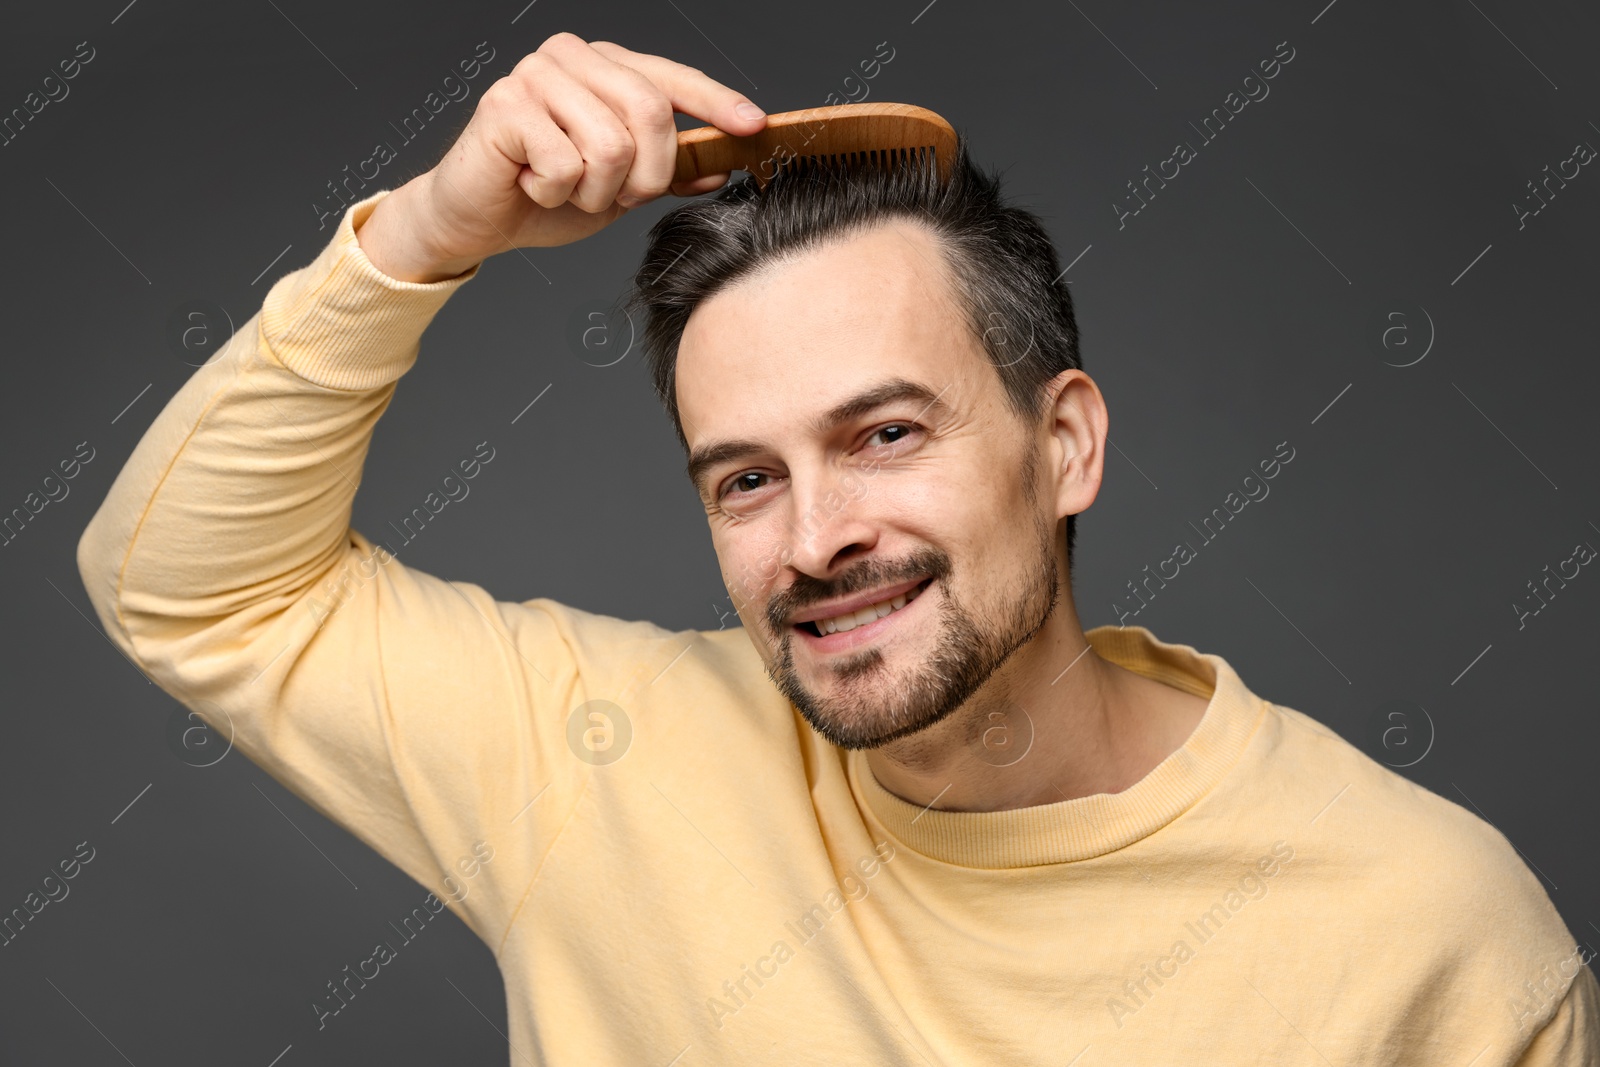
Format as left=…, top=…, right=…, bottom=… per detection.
left=790, top=576, right=930, bottom=626
left=794, top=578, right=932, bottom=654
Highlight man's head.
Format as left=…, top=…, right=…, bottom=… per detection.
left=625, top=140, right=1105, bottom=750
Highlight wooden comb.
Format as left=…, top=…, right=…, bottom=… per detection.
left=673, top=102, right=956, bottom=189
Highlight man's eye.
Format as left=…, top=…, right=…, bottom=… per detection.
left=866, top=424, right=916, bottom=449
left=723, top=472, right=770, bottom=497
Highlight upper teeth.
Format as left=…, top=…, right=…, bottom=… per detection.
left=815, top=582, right=924, bottom=635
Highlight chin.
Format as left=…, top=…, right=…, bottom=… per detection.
left=775, top=647, right=968, bottom=751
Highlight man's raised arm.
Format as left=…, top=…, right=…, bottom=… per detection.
left=74, top=32, right=769, bottom=949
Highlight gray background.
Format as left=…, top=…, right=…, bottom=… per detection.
left=3, top=0, right=1597, bottom=1062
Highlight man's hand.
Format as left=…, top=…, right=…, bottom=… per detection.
left=356, top=32, right=766, bottom=282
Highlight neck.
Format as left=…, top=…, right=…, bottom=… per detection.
left=864, top=598, right=1206, bottom=813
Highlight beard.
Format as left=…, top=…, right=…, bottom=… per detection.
left=761, top=479, right=1061, bottom=751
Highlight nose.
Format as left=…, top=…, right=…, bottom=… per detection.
left=780, top=466, right=878, bottom=581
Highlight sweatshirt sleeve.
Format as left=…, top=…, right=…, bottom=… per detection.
left=75, top=188, right=594, bottom=950
left=1515, top=965, right=1600, bottom=1066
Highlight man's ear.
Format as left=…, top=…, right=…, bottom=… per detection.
left=1044, top=369, right=1108, bottom=524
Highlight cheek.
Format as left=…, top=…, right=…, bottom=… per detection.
left=923, top=461, right=1039, bottom=579
left=892, top=463, right=996, bottom=542
left=717, top=532, right=782, bottom=610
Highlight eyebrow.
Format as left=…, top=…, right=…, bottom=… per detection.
left=685, top=377, right=952, bottom=498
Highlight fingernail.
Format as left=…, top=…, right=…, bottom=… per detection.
left=617, top=194, right=642, bottom=208
left=735, top=102, right=765, bottom=120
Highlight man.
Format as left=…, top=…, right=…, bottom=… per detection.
left=79, top=31, right=1596, bottom=1064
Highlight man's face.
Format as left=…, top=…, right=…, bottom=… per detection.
left=675, top=220, right=1064, bottom=750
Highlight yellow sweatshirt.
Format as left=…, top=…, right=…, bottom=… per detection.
left=78, top=188, right=1598, bottom=1065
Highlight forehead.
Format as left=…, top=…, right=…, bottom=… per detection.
left=675, top=219, right=979, bottom=447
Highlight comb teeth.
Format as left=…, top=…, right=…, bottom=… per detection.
left=769, top=144, right=940, bottom=182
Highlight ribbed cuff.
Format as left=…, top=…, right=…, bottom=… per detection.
left=259, top=188, right=480, bottom=392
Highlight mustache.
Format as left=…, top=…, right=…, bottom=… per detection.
left=765, top=545, right=951, bottom=632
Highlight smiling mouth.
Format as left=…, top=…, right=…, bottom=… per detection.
left=794, top=578, right=932, bottom=638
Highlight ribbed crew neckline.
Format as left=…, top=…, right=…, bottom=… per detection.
left=846, top=625, right=1267, bottom=869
